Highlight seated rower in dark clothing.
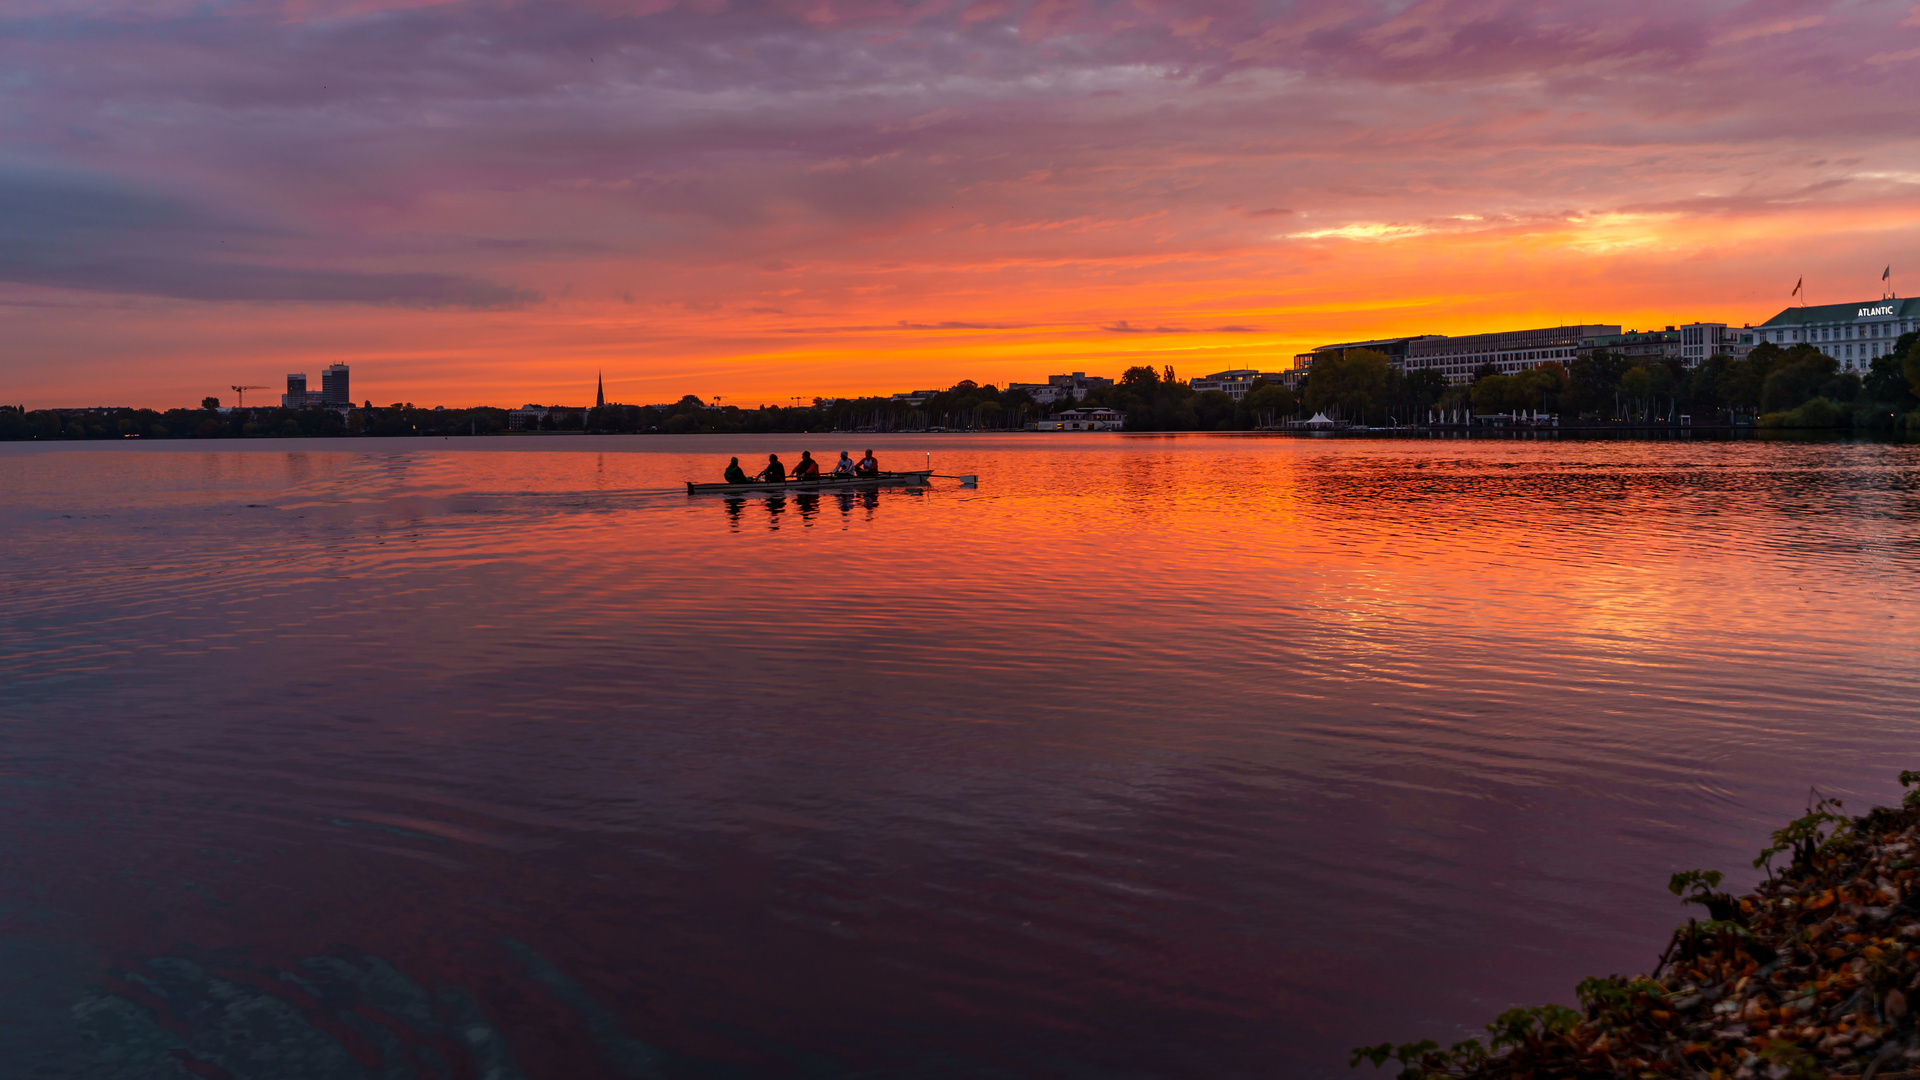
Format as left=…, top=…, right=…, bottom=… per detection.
left=723, top=457, right=750, bottom=484
left=853, top=449, right=879, bottom=477
left=791, top=451, right=821, bottom=480
left=755, top=454, right=786, bottom=483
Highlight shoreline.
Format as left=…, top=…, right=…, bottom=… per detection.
left=1359, top=775, right=1920, bottom=1079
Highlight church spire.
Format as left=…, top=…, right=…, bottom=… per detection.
left=596, top=370, right=605, bottom=408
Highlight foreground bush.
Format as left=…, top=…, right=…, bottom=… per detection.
left=1759, top=397, right=1846, bottom=429
left=1356, top=773, right=1920, bottom=1079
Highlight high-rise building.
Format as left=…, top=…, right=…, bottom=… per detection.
left=282, top=373, right=308, bottom=408
left=320, top=364, right=350, bottom=405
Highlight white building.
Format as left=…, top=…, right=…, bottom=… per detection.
left=1752, top=298, right=1919, bottom=374
left=1676, top=323, right=1756, bottom=364
left=1188, top=369, right=1290, bottom=400
left=509, top=405, right=556, bottom=430
left=1005, top=372, right=1115, bottom=404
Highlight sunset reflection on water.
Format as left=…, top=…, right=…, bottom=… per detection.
left=1, top=434, right=1917, bottom=1079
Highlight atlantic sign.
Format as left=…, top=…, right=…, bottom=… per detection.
left=1858, top=304, right=1897, bottom=317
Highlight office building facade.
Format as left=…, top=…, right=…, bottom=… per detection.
left=1578, top=324, right=1755, bottom=366
left=282, top=373, right=307, bottom=408
left=1404, top=325, right=1618, bottom=385
left=1753, top=298, right=1920, bottom=374
left=1678, top=323, right=1755, bottom=364
left=1284, top=336, right=1445, bottom=389
left=1291, top=336, right=1444, bottom=373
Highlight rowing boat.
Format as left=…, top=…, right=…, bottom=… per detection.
left=685, top=469, right=933, bottom=495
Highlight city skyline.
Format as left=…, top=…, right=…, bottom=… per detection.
left=71, top=289, right=1909, bottom=412
left=3, top=0, right=1919, bottom=408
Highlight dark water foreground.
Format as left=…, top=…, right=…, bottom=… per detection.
left=2, top=434, right=1918, bottom=1079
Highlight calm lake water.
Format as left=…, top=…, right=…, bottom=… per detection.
left=3, top=433, right=1918, bottom=1079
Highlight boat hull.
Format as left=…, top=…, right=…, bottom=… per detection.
left=686, top=470, right=933, bottom=495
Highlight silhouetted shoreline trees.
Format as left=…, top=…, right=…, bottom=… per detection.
left=0, top=403, right=512, bottom=441
left=7, top=334, right=1917, bottom=441
left=1298, top=349, right=1448, bottom=425
left=1298, top=335, right=1920, bottom=431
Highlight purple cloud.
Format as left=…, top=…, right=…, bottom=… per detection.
left=0, top=166, right=535, bottom=305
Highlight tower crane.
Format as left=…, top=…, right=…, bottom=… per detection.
left=230, top=385, right=270, bottom=407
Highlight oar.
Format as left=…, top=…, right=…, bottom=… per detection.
left=924, top=451, right=978, bottom=486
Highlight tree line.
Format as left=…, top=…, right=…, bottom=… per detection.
left=1292, top=331, right=1920, bottom=430
left=0, top=402, right=517, bottom=441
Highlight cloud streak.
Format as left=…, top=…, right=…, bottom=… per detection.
left=1103, top=321, right=1258, bottom=333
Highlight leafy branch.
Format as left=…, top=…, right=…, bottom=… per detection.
left=1668, top=868, right=1740, bottom=922
left=1574, top=974, right=1667, bottom=1024
left=1350, top=1005, right=1579, bottom=1078
left=1754, top=789, right=1852, bottom=879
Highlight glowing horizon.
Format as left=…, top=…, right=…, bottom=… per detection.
left=3, top=0, right=1919, bottom=409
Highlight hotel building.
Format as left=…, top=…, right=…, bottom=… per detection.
left=1752, top=298, right=1920, bottom=374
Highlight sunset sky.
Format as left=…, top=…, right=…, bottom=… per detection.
left=4, top=0, right=1920, bottom=408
